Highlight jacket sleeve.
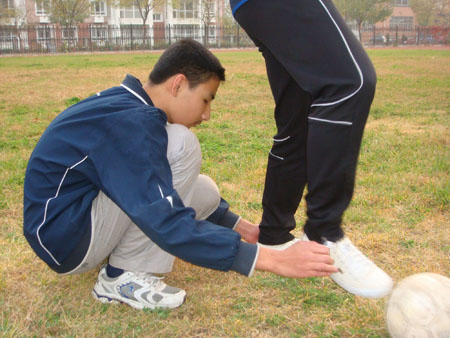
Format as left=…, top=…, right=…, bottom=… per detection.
left=88, top=109, right=258, bottom=275
left=207, top=198, right=241, bottom=229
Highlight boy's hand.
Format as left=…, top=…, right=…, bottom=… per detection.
left=255, top=241, right=338, bottom=278
left=234, top=218, right=260, bottom=244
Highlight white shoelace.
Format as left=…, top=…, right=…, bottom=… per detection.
left=134, top=272, right=165, bottom=289
left=324, top=238, right=374, bottom=277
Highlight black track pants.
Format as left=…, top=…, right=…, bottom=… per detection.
left=234, top=0, right=377, bottom=244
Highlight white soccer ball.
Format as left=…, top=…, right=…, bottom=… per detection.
left=386, top=273, right=450, bottom=338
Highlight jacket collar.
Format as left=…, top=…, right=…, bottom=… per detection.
left=120, top=74, right=154, bottom=106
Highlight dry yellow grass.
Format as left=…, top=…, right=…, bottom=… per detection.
left=0, top=48, right=449, bottom=337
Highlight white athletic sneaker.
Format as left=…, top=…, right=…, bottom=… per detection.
left=302, top=234, right=393, bottom=298
left=92, top=266, right=186, bottom=309
left=257, top=238, right=300, bottom=251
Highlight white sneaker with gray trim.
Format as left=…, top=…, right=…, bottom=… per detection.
left=302, top=234, right=393, bottom=298
left=92, top=266, right=186, bottom=309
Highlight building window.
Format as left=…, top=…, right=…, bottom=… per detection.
left=390, top=16, right=413, bottom=29
left=36, top=25, right=54, bottom=40
left=204, top=0, right=215, bottom=18
left=91, top=1, right=106, bottom=16
left=207, top=25, right=216, bottom=36
left=173, top=24, right=200, bottom=38
left=392, top=0, right=409, bottom=6
left=120, top=5, right=141, bottom=19
left=36, top=0, right=50, bottom=15
left=91, top=25, right=108, bottom=40
left=153, top=12, right=162, bottom=22
left=1, top=0, right=15, bottom=16
left=0, top=29, right=14, bottom=43
left=91, top=25, right=109, bottom=46
left=62, top=27, right=78, bottom=41
left=173, top=1, right=199, bottom=19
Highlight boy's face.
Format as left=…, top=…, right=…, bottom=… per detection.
left=169, top=77, right=220, bottom=128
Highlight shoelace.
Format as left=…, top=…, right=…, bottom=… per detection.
left=134, top=272, right=165, bottom=288
left=323, top=238, right=374, bottom=277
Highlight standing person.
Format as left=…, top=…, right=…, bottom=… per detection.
left=23, top=39, right=338, bottom=310
left=230, top=0, right=393, bottom=298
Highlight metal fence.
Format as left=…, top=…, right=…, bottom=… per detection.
left=0, top=24, right=448, bottom=54
left=357, top=25, right=450, bottom=47
left=0, top=24, right=255, bottom=54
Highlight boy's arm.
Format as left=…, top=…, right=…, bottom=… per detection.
left=255, top=242, right=338, bottom=278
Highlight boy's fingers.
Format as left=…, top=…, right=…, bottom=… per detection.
left=295, top=241, right=330, bottom=254
left=309, top=242, right=331, bottom=254
left=308, top=263, right=338, bottom=275
left=310, top=271, right=334, bottom=277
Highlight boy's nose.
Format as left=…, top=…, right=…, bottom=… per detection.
left=202, top=108, right=211, bottom=121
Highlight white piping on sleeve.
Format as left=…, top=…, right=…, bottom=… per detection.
left=247, top=245, right=259, bottom=278
left=120, top=84, right=149, bottom=105
left=36, top=155, right=89, bottom=266
left=308, top=117, right=352, bottom=125
left=310, top=0, right=364, bottom=108
left=231, top=216, right=241, bottom=231
left=158, top=184, right=173, bottom=207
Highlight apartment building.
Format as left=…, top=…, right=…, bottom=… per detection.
left=376, top=0, right=417, bottom=30
left=1, top=0, right=229, bottom=51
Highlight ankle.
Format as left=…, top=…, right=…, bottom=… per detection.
left=106, top=264, right=124, bottom=278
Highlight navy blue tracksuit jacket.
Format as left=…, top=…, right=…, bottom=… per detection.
left=23, top=75, right=257, bottom=276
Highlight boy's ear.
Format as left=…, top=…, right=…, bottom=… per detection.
left=170, top=74, right=187, bottom=97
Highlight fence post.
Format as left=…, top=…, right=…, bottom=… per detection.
left=372, top=25, right=376, bottom=46
left=168, top=24, right=171, bottom=45
left=203, top=25, right=206, bottom=47
left=46, top=25, right=50, bottom=53
left=416, top=25, right=420, bottom=45
left=395, top=25, right=399, bottom=44
left=89, top=25, right=93, bottom=52
left=130, top=24, right=133, bottom=50
left=236, top=24, right=240, bottom=48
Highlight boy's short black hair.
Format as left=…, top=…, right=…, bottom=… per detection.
left=149, top=39, right=225, bottom=88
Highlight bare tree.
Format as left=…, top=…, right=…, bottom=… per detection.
left=47, top=0, right=92, bottom=49
left=49, top=0, right=92, bottom=25
left=221, top=0, right=234, bottom=26
left=0, top=0, right=27, bottom=25
left=1, top=0, right=31, bottom=51
left=435, top=0, right=450, bottom=26
left=114, top=0, right=165, bottom=46
left=199, top=0, right=216, bottom=46
left=334, top=0, right=392, bottom=42
left=410, top=0, right=450, bottom=27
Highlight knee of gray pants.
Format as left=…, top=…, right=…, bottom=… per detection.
left=191, top=174, right=221, bottom=220
left=166, top=124, right=202, bottom=206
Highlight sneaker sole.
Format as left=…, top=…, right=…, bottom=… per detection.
left=92, top=287, right=186, bottom=310
left=330, top=275, right=393, bottom=299
left=302, top=234, right=393, bottom=298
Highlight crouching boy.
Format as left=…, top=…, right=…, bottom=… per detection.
left=23, top=39, right=337, bottom=310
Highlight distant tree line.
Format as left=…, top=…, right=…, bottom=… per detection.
left=333, top=0, right=449, bottom=42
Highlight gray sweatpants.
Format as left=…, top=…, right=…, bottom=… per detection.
left=66, top=124, right=221, bottom=275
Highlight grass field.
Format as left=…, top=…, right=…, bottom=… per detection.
left=0, top=48, right=449, bottom=337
